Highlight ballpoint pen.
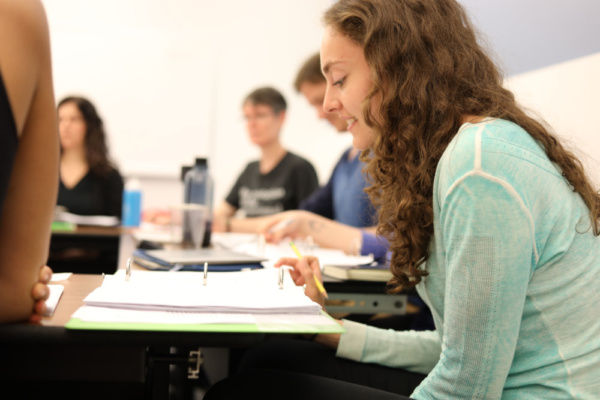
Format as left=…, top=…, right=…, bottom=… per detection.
left=289, top=241, right=328, bottom=299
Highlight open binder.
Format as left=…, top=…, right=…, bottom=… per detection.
left=66, top=270, right=344, bottom=334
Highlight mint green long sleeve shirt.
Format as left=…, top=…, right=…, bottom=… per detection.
left=337, top=118, right=600, bottom=399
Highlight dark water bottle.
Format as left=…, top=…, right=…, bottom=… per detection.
left=183, top=158, right=213, bottom=247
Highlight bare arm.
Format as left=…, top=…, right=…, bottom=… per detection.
left=259, top=210, right=364, bottom=254
left=216, top=208, right=367, bottom=253
left=212, top=201, right=237, bottom=232
left=0, top=0, right=59, bottom=323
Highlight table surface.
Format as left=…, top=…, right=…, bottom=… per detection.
left=51, top=225, right=128, bottom=236
left=0, top=232, right=402, bottom=347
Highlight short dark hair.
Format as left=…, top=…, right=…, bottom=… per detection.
left=243, top=87, right=287, bottom=115
left=294, top=52, right=325, bottom=92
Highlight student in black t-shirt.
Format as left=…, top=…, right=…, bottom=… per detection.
left=214, top=87, right=319, bottom=222
left=57, top=96, right=124, bottom=218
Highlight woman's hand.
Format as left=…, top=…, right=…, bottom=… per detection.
left=29, top=265, right=53, bottom=322
left=274, top=256, right=345, bottom=349
left=274, top=255, right=326, bottom=308
left=258, top=210, right=308, bottom=244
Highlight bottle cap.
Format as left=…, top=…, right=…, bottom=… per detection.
left=195, top=158, right=207, bottom=166
left=126, top=177, right=142, bottom=190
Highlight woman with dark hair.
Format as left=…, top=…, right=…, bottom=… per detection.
left=205, top=0, right=600, bottom=398
left=57, top=96, right=124, bottom=218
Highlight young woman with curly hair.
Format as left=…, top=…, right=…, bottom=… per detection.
left=205, top=1, right=600, bottom=398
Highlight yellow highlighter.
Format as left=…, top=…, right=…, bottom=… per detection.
left=289, top=241, right=328, bottom=299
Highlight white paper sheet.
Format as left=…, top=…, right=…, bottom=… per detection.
left=84, top=270, right=321, bottom=314
left=44, top=284, right=65, bottom=316
left=72, top=306, right=256, bottom=324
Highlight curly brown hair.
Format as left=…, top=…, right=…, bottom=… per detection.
left=323, top=0, right=600, bottom=292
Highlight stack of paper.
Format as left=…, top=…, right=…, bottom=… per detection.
left=216, top=234, right=374, bottom=268
left=68, top=269, right=345, bottom=334
left=82, top=270, right=321, bottom=315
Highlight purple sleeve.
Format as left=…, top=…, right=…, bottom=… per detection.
left=360, top=231, right=389, bottom=262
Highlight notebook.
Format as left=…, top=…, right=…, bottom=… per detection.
left=322, top=262, right=393, bottom=282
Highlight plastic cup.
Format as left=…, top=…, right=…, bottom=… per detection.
left=169, top=204, right=207, bottom=249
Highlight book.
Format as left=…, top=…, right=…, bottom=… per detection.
left=132, top=248, right=265, bottom=272
left=322, top=262, right=393, bottom=282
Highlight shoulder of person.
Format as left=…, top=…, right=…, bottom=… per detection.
left=107, top=167, right=124, bottom=183
left=441, top=118, right=553, bottom=182
left=236, top=160, right=260, bottom=177
left=284, top=151, right=314, bottom=168
left=0, top=0, right=49, bottom=42
left=245, top=159, right=260, bottom=170
left=341, top=146, right=353, bottom=159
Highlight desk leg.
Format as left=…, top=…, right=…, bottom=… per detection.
left=145, top=346, right=210, bottom=400
left=145, top=346, right=171, bottom=400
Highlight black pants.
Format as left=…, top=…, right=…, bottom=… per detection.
left=205, top=339, right=425, bottom=399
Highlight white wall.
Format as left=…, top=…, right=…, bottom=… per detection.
left=43, top=0, right=350, bottom=210
left=41, top=0, right=600, bottom=211
left=505, top=52, right=600, bottom=187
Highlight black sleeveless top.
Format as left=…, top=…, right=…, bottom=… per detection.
left=0, top=69, right=18, bottom=215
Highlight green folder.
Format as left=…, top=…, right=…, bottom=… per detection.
left=51, top=220, right=76, bottom=232
left=65, top=311, right=345, bottom=334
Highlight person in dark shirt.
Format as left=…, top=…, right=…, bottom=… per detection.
left=214, top=87, right=319, bottom=221
left=56, top=96, right=123, bottom=218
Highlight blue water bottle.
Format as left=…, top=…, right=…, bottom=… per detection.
left=184, top=158, right=214, bottom=247
left=122, top=177, right=142, bottom=227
